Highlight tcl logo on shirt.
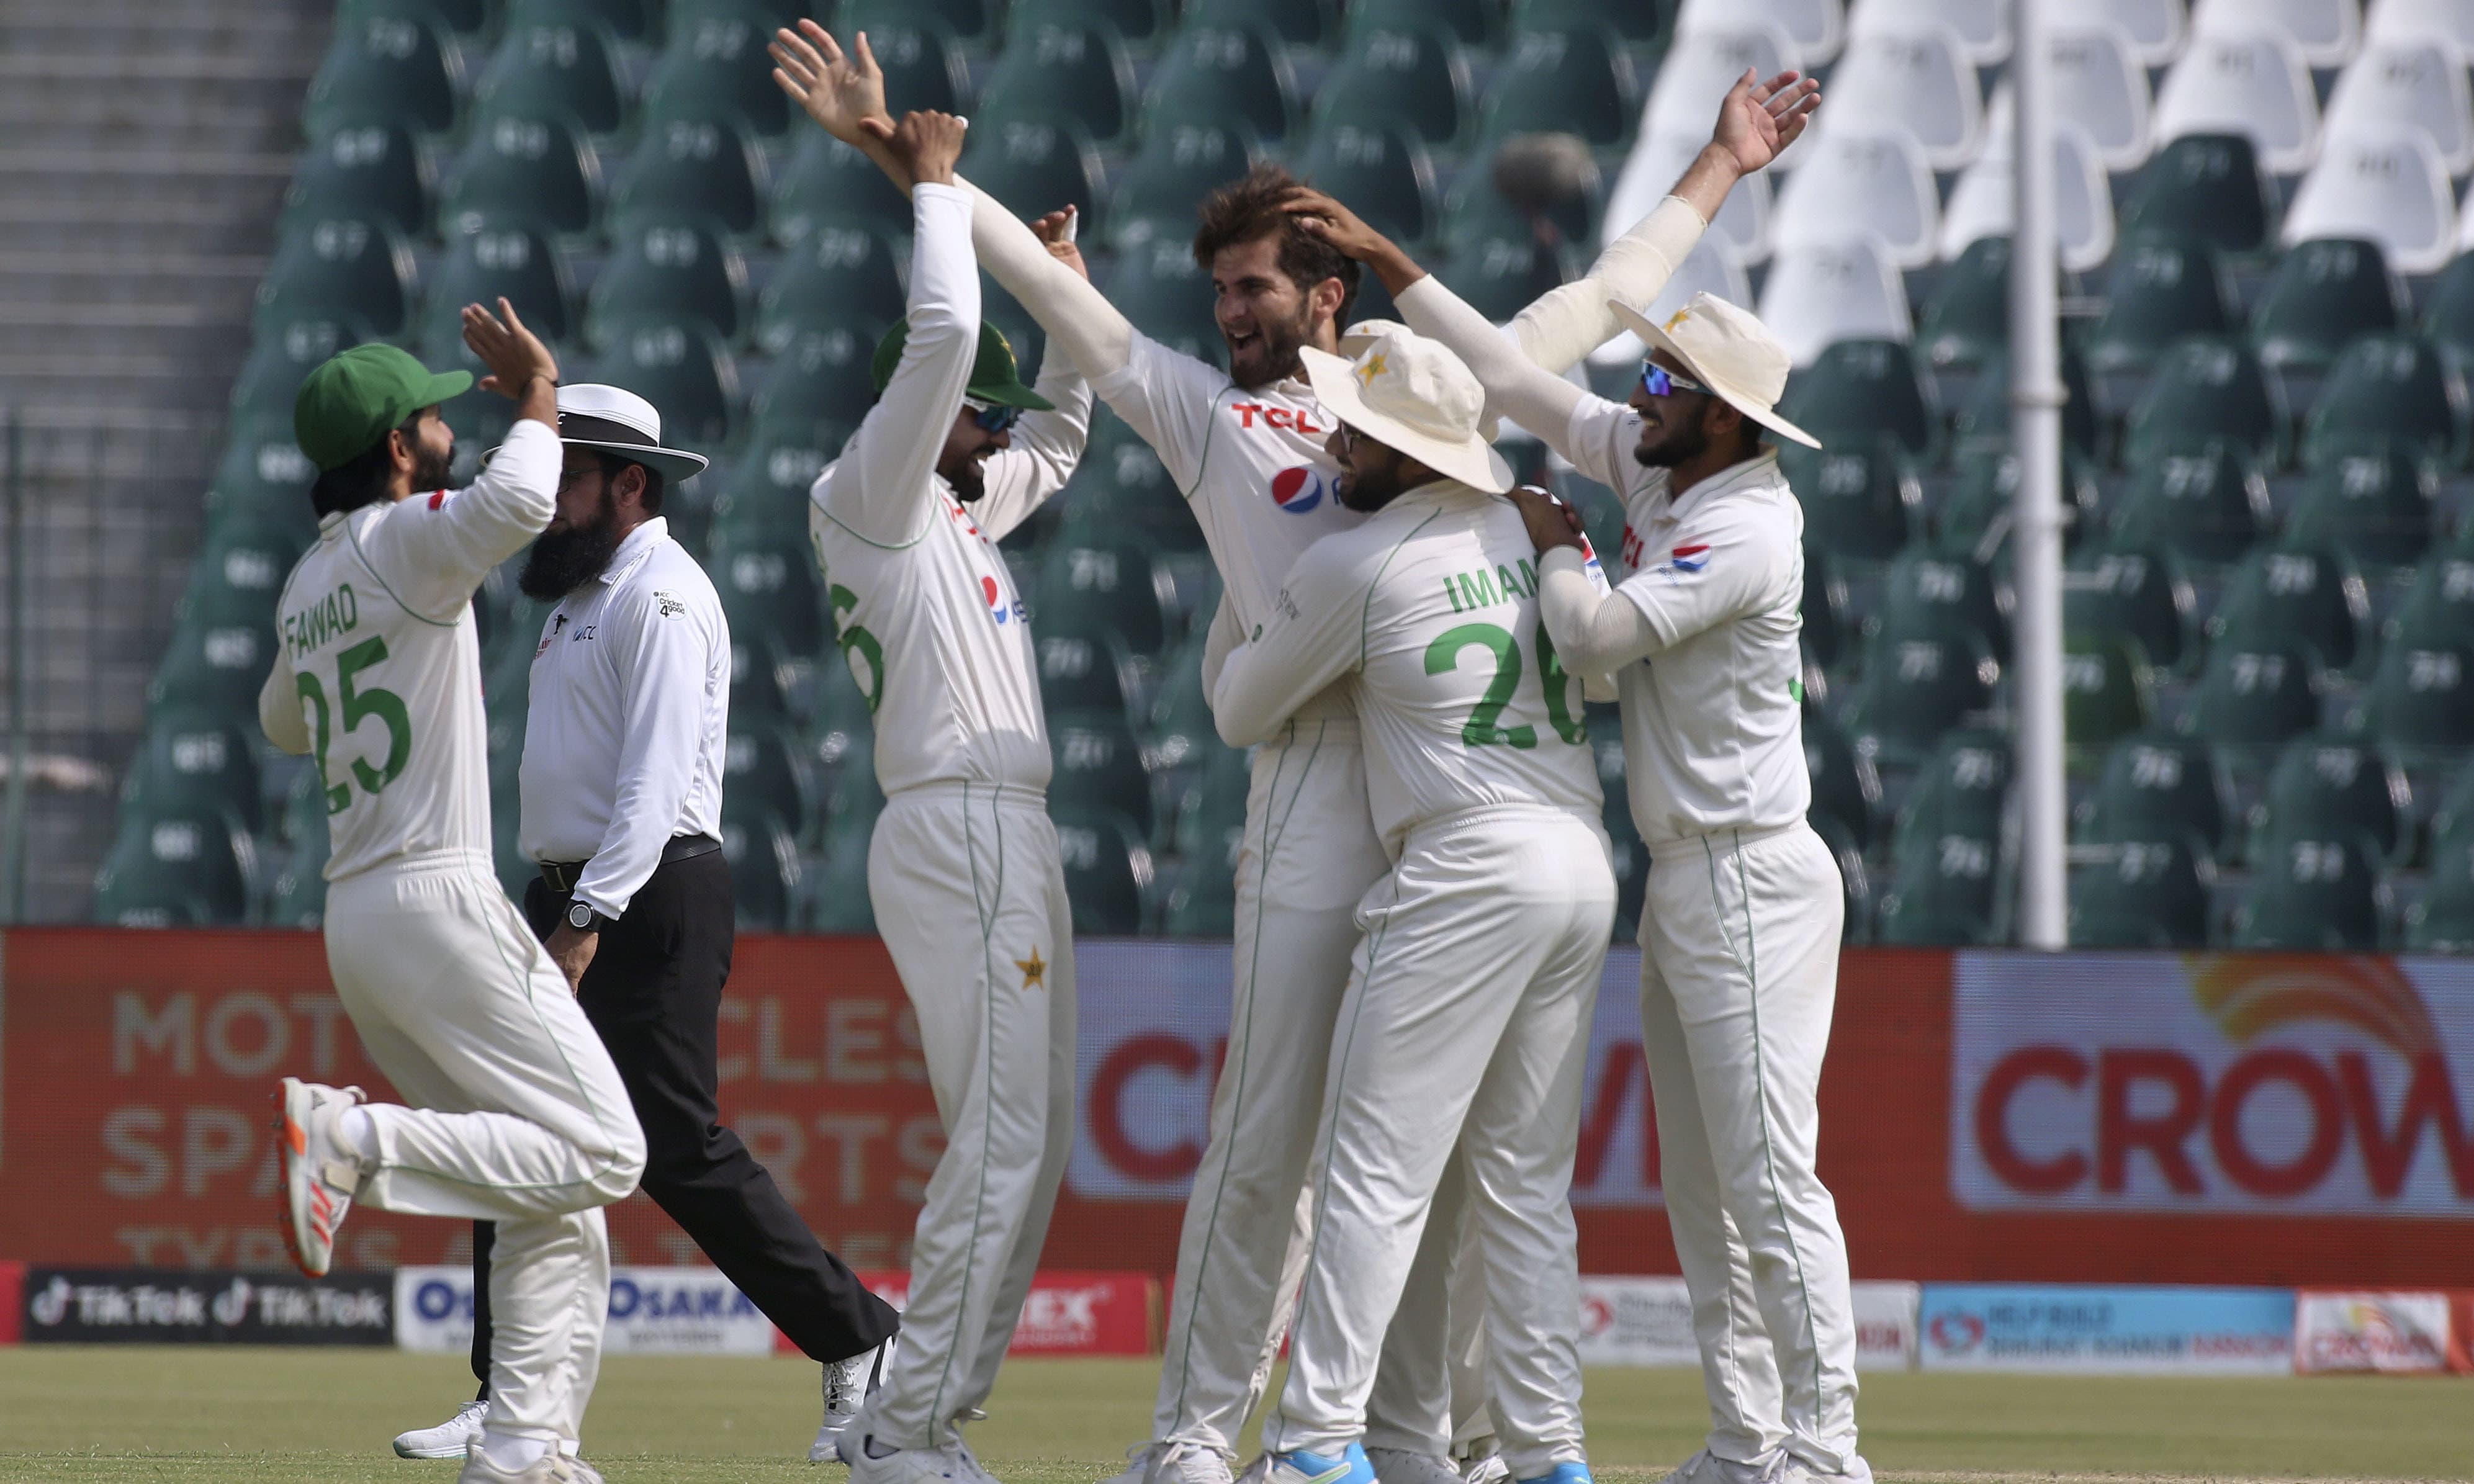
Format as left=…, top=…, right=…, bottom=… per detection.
left=1228, top=401, right=1326, bottom=435
left=1271, top=465, right=1331, bottom=515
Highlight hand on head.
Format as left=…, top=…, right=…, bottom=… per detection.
left=1714, top=67, right=1820, bottom=174
left=770, top=20, right=890, bottom=146
left=1277, top=187, right=1393, bottom=264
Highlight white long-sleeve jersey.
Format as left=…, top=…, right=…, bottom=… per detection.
left=1210, top=480, right=1604, bottom=855
left=258, top=418, right=562, bottom=881
left=807, top=182, right=1092, bottom=798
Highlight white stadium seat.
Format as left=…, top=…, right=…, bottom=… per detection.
left=1756, top=237, right=1913, bottom=367
left=2324, top=40, right=2474, bottom=176
left=1804, top=23, right=1982, bottom=171
left=1772, top=127, right=1940, bottom=268
left=1643, top=22, right=1802, bottom=150
left=1847, top=0, right=2010, bottom=65
left=1605, top=128, right=1772, bottom=266
left=2192, top=0, right=2362, bottom=68
left=1676, top=0, right=1843, bottom=65
left=1938, top=117, right=2118, bottom=274
left=1588, top=236, right=1754, bottom=368
left=2154, top=29, right=2321, bottom=174
left=2087, top=0, right=2190, bottom=68
left=2366, top=0, right=2474, bottom=61
left=2282, top=129, right=2457, bottom=274
left=2046, top=22, right=2156, bottom=171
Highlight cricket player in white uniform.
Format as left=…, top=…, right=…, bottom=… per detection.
left=767, top=30, right=1820, bottom=1484
left=1298, top=174, right=1866, bottom=1480
left=1209, top=328, right=1614, bottom=1484
left=802, top=107, right=1094, bottom=1484
left=260, top=313, right=647, bottom=1484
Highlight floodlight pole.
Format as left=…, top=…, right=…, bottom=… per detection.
left=2011, top=0, right=2067, bottom=950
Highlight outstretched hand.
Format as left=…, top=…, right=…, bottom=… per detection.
left=1032, top=208, right=1088, bottom=282
left=1714, top=67, right=1820, bottom=174
left=771, top=20, right=890, bottom=148
left=461, top=297, right=557, bottom=399
left=1503, top=483, right=1587, bottom=554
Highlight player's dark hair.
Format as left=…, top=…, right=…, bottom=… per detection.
left=600, top=453, right=665, bottom=515
left=309, top=411, right=426, bottom=519
left=1192, top=163, right=1361, bottom=326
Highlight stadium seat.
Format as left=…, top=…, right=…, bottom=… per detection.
left=124, top=707, right=268, bottom=834
left=2065, top=634, right=2157, bottom=753
left=254, top=216, right=416, bottom=337
left=2282, top=131, right=2455, bottom=276
left=2366, top=0, right=2474, bottom=56
left=228, top=315, right=376, bottom=428
left=472, top=24, right=628, bottom=138
left=958, top=118, right=1107, bottom=243
left=1677, top=0, right=1840, bottom=62
left=1052, top=805, right=1153, bottom=935
left=1847, top=632, right=1998, bottom=770
left=2181, top=637, right=2326, bottom=757
left=1810, top=25, right=1982, bottom=171
left=804, top=820, right=879, bottom=933
left=1936, top=119, right=2117, bottom=275
left=267, top=818, right=331, bottom=929
left=1189, top=0, right=1338, bottom=47
left=1293, top=123, right=1438, bottom=249
left=1170, top=742, right=1253, bottom=864
left=2154, top=29, right=2321, bottom=175
left=1314, top=22, right=1474, bottom=146
left=1161, top=837, right=1240, bottom=938
left=853, top=18, right=971, bottom=120
left=1799, top=537, right=1853, bottom=676
left=592, top=320, right=740, bottom=448
left=640, top=7, right=791, bottom=138
left=2407, top=828, right=2474, bottom=949
left=711, top=526, right=824, bottom=661
left=2210, top=543, right=2373, bottom=678
left=1144, top=24, right=1302, bottom=143
left=2044, top=22, right=2156, bottom=171
left=1891, top=727, right=2010, bottom=862
left=753, top=223, right=905, bottom=356
left=1940, top=444, right=2102, bottom=560
left=847, top=0, right=996, bottom=45
left=2251, top=238, right=2406, bottom=375
left=438, top=113, right=600, bottom=240
left=423, top=226, right=575, bottom=344
left=1105, top=238, right=1222, bottom=363
left=723, top=724, right=821, bottom=839
left=749, top=327, right=876, bottom=440
left=773, top=132, right=911, bottom=247
left=1778, top=340, right=1936, bottom=461
left=1847, top=0, right=2010, bottom=64
left=2070, top=836, right=2214, bottom=948
left=2230, top=831, right=2388, bottom=949
left=2288, top=442, right=2438, bottom=570
left=586, top=219, right=745, bottom=348
left=2065, top=544, right=2199, bottom=675
left=506, top=0, right=654, bottom=42
left=713, top=426, right=841, bottom=539
left=2391, top=552, right=2474, bottom=649
left=303, top=14, right=463, bottom=138
left=975, top=19, right=1140, bottom=147
left=1437, top=236, right=1578, bottom=325
left=1478, top=24, right=1640, bottom=150
left=2087, top=233, right=2239, bottom=374
left=2116, top=132, right=2275, bottom=257
left=2252, top=732, right=2409, bottom=866
left=2427, top=253, right=2474, bottom=364
left=1050, top=709, right=1155, bottom=834
left=1144, top=639, right=1220, bottom=775
left=1804, top=696, right=1879, bottom=849
left=719, top=812, right=801, bottom=930
left=1917, top=235, right=2010, bottom=371
left=1511, top=0, right=1666, bottom=43
left=1642, top=23, right=1799, bottom=152
left=1770, top=129, right=1938, bottom=270
left=2087, top=0, right=2186, bottom=65
left=209, top=416, right=318, bottom=529
left=285, top=123, right=431, bottom=236
left=1809, top=810, right=1871, bottom=942
left=2327, top=41, right=2474, bottom=175
left=2121, top=338, right=2288, bottom=470
left=2080, top=732, right=2232, bottom=858
left=1777, top=436, right=1919, bottom=563
left=92, top=808, right=256, bottom=927
left=1606, top=130, right=1765, bottom=271
left=1874, top=825, right=2004, bottom=945
left=2367, top=637, right=2474, bottom=756
left=1110, top=120, right=1265, bottom=251
left=1036, top=531, right=1177, bottom=657
left=608, top=118, right=770, bottom=241
left=1755, top=240, right=1912, bottom=367
left=1037, top=628, right=1141, bottom=717
left=1015, top=0, right=1174, bottom=45
left=2301, top=333, right=2471, bottom=471
left=1950, top=344, right=2102, bottom=461
left=1876, top=542, right=2008, bottom=660
left=339, top=0, right=488, bottom=36
left=2191, top=0, right=2360, bottom=68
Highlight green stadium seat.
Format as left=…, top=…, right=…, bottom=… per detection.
left=505, top=0, right=654, bottom=42
left=472, top=23, right=628, bottom=137
left=228, top=315, right=376, bottom=428
left=1110, top=120, right=1265, bottom=251
left=1874, top=544, right=2007, bottom=659
left=285, top=124, right=431, bottom=236
left=1779, top=436, right=1918, bottom=564
left=416, top=321, right=521, bottom=484
left=92, top=807, right=257, bottom=927
left=2121, top=336, right=2288, bottom=469
left=1434, top=236, right=1573, bottom=324
left=1035, top=531, right=1176, bottom=657
left=2118, top=133, right=2274, bottom=256
left=2365, top=638, right=2474, bottom=757
left=2069, top=836, right=2213, bottom=948
left=148, top=618, right=274, bottom=722
left=2079, top=732, right=2231, bottom=858
left=1037, top=628, right=1140, bottom=716
left=2406, top=827, right=2474, bottom=950
left=1145, top=638, right=1221, bottom=778
left=1847, top=632, right=1997, bottom=770
left=2424, top=751, right=2474, bottom=847
left=1349, top=0, right=1497, bottom=46
left=2209, top=542, right=2372, bottom=679
left=2181, top=637, right=2325, bottom=758
left=1145, top=24, right=1303, bottom=143
left=1051, top=804, right=1153, bottom=934
left=302, top=14, right=463, bottom=138
left=1188, top=0, right=1338, bottom=47
left=1439, top=147, right=1597, bottom=259
left=2230, top=831, right=2388, bottom=950
left=1171, top=743, right=1252, bottom=865
left=1803, top=696, right=1878, bottom=850
left=958, top=117, right=1106, bottom=241
left=267, top=819, right=331, bottom=929
left=773, top=132, right=912, bottom=246
left=1509, top=0, right=1663, bottom=43
left=1108, top=236, right=1233, bottom=362
left=123, top=707, right=267, bottom=834
left=641, top=7, right=791, bottom=138
left=1478, top=24, right=1639, bottom=149
left=608, top=118, right=770, bottom=240
left=710, top=526, right=825, bottom=660
left=1050, top=711, right=1155, bottom=837
left=1778, top=340, right=1937, bottom=462
left=423, top=226, right=574, bottom=344
left=2250, top=237, right=2408, bottom=374
left=712, top=425, right=845, bottom=537
left=805, top=819, right=880, bottom=933
left=338, top=0, right=488, bottom=36
left=1313, top=22, right=1473, bottom=146
left=588, top=320, right=740, bottom=447
left=2389, top=553, right=2474, bottom=649
left=2287, top=443, right=2438, bottom=572
left=1950, top=343, right=2100, bottom=459
left=2425, top=251, right=2474, bottom=364
left=209, top=416, right=320, bottom=531
left=587, top=219, right=745, bottom=348
left=723, top=724, right=821, bottom=840
left=439, top=113, right=600, bottom=240
left=254, top=215, right=416, bottom=337
left=2107, top=439, right=2272, bottom=569
left=1014, top=0, right=1173, bottom=45
left=1936, top=444, right=2100, bottom=560
left=848, top=0, right=997, bottom=47
left=2301, top=333, right=2471, bottom=471
left=755, top=224, right=909, bottom=356
left=749, top=327, right=878, bottom=440
left=1162, top=839, right=1240, bottom=937
left=1891, top=727, right=2008, bottom=863
left=1810, top=809, right=1873, bottom=945
left=2064, top=633, right=2156, bottom=754
left=849, top=18, right=969, bottom=117
left=1874, top=822, right=2003, bottom=946
left=729, top=633, right=796, bottom=722
left=2251, top=733, right=2408, bottom=866
left=183, top=519, right=307, bottom=635
left=1917, top=235, right=2011, bottom=371
left=2064, top=544, right=2198, bottom=675
left=1800, top=539, right=1851, bottom=676
left=975, top=19, right=1139, bottom=146
left=2087, top=233, right=2239, bottom=374
left=719, top=813, right=801, bottom=930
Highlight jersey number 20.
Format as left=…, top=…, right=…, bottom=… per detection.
left=297, top=636, right=413, bottom=814
left=1424, top=622, right=1587, bottom=750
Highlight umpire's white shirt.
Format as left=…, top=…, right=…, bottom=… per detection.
left=517, top=515, right=729, bottom=918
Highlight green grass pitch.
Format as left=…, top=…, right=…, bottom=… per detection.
left=2, top=1349, right=2470, bottom=1482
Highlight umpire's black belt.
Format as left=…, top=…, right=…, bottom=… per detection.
left=538, top=833, right=722, bottom=895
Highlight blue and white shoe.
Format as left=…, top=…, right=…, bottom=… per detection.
left=1266, top=1444, right=1377, bottom=1484
left=1516, top=1464, right=1595, bottom=1484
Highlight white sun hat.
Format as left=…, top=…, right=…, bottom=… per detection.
left=1608, top=291, right=1823, bottom=450
left=1300, top=328, right=1516, bottom=495
left=488, top=382, right=711, bottom=482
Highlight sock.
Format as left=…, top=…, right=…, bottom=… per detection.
left=334, top=1105, right=378, bottom=1166
left=481, top=1428, right=553, bottom=1473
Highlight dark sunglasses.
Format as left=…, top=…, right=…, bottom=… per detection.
left=1640, top=362, right=1712, bottom=399
left=965, top=398, right=1022, bottom=434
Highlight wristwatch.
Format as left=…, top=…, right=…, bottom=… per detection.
left=566, top=899, right=607, bottom=933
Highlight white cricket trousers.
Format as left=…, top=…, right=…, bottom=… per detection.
left=866, top=783, right=1076, bottom=1450
left=322, top=853, right=645, bottom=1449
left=1267, top=806, right=1616, bottom=1480
left=1638, top=822, right=1858, bottom=1474
left=1153, top=721, right=1470, bottom=1460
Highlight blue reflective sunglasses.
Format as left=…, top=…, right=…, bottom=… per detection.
left=965, top=398, right=1023, bottom=434
left=1640, top=362, right=1712, bottom=399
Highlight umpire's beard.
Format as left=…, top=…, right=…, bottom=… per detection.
left=518, top=487, right=625, bottom=600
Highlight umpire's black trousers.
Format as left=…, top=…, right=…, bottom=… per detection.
left=463, top=848, right=900, bottom=1392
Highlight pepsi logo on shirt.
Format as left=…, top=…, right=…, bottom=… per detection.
left=1271, top=465, right=1329, bottom=515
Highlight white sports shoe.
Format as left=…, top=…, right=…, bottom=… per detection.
left=814, top=1342, right=891, bottom=1462
left=1771, top=1457, right=1873, bottom=1484
left=847, top=1437, right=987, bottom=1484
left=1456, top=1450, right=1509, bottom=1484
left=394, top=1399, right=488, bottom=1460
left=1367, top=1449, right=1462, bottom=1484
left=1100, top=1443, right=1161, bottom=1484
left=1656, top=1450, right=1778, bottom=1484
left=457, top=1447, right=604, bottom=1483
left=274, top=1078, right=366, bottom=1278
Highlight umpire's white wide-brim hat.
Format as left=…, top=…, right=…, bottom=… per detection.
left=490, top=383, right=710, bottom=482
left=1300, top=328, right=1515, bottom=495
left=1609, top=292, right=1822, bottom=450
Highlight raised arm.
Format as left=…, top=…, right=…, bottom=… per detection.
left=973, top=212, right=1096, bottom=542
left=1210, top=539, right=1367, bottom=747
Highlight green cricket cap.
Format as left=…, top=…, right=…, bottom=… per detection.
left=293, top=344, right=473, bottom=472
left=871, top=319, right=1054, bottom=411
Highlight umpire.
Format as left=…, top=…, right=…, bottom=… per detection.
left=389, top=384, right=899, bottom=1465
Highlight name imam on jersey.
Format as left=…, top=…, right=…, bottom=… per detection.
left=1442, top=559, right=1539, bottom=615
